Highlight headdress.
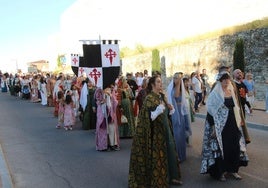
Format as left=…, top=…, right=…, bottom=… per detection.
left=166, top=74, right=189, bottom=115
left=206, top=79, right=241, bottom=127
left=216, top=71, right=230, bottom=81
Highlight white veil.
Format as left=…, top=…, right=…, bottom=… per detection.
left=206, top=72, right=241, bottom=127
left=167, top=78, right=174, bottom=105
left=166, top=75, right=189, bottom=115
left=79, top=82, right=88, bottom=111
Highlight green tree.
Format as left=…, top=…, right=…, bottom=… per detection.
left=233, top=38, right=245, bottom=72
left=57, top=55, right=62, bottom=68
left=151, top=49, right=160, bottom=75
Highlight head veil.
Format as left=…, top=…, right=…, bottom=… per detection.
left=167, top=73, right=189, bottom=115
left=206, top=71, right=241, bottom=127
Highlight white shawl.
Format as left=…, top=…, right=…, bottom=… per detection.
left=79, top=82, right=88, bottom=111
left=167, top=78, right=188, bottom=115
left=206, top=81, right=241, bottom=128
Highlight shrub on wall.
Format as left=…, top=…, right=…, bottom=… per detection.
left=233, top=38, right=245, bottom=72
left=151, top=49, right=160, bottom=75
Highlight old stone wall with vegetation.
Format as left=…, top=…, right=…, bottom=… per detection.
left=122, top=27, right=268, bottom=100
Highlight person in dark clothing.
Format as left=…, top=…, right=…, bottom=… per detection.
left=200, top=69, right=209, bottom=105
left=233, top=69, right=251, bottom=116
left=126, top=73, right=138, bottom=98
left=200, top=71, right=248, bottom=181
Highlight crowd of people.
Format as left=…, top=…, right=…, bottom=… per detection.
left=0, top=66, right=266, bottom=187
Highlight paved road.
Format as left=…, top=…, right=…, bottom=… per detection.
left=0, top=93, right=268, bottom=188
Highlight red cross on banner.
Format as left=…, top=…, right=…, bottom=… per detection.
left=89, top=68, right=102, bottom=86
left=71, top=40, right=120, bottom=89
left=104, top=48, right=117, bottom=65
left=101, top=44, right=120, bottom=67
left=73, top=57, right=78, bottom=65
left=79, top=67, right=84, bottom=75
left=71, top=54, right=79, bottom=67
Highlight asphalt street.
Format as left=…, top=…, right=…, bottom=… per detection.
left=0, top=92, right=268, bottom=188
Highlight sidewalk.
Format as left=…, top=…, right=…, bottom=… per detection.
left=196, top=100, right=268, bottom=131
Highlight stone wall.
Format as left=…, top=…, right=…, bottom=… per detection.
left=122, top=28, right=268, bottom=100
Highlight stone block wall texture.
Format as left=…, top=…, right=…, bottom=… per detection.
left=122, top=28, right=268, bottom=100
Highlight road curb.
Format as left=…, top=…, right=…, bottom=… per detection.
left=0, top=144, right=13, bottom=188
left=195, top=113, right=268, bottom=132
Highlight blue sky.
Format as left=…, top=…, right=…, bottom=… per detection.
left=0, top=0, right=76, bottom=71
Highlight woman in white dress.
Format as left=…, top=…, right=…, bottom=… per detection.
left=39, top=76, right=47, bottom=106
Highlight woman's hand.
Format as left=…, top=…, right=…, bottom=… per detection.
left=168, top=104, right=175, bottom=115
left=167, top=103, right=173, bottom=111
left=101, top=98, right=106, bottom=104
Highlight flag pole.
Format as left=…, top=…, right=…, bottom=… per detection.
left=99, top=35, right=101, bottom=44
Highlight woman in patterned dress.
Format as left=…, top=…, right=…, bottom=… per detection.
left=94, top=87, right=120, bottom=151
left=128, top=75, right=182, bottom=188
left=200, top=71, right=249, bottom=181
left=53, top=75, right=64, bottom=117
left=30, top=75, right=40, bottom=102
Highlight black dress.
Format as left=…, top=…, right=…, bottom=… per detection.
left=221, top=97, right=241, bottom=173
left=208, top=97, right=245, bottom=179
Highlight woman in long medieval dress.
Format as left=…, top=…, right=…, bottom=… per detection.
left=200, top=71, right=249, bottom=181
left=128, top=76, right=182, bottom=187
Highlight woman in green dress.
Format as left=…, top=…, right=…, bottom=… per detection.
left=128, top=75, right=182, bottom=188
left=80, top=78, right=97, bottom=130
left=117, top=78, right=135, bottom=138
